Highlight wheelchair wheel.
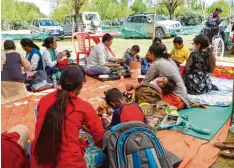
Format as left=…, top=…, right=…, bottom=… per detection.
left=212, top=35, right=225, bottom=58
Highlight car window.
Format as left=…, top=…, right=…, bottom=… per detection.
left=85, top=14, right=99, bottom=21
left=39, top=20, right=58, bottom=26
left=35, top=20, right=39, bottom=27
left=146, top=17, right=152, bottom=23
left=132, top=16, right=142, bottom=23
left=149, top=15, right=166, bottom=21
left=156, top=15, right=166, bottom=21
left=141, top=16, right=148, bottom=23
left=127, top=17, right=133, bottom=22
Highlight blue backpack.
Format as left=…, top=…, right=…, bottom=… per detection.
left=103, top=121, right=173, bottom=168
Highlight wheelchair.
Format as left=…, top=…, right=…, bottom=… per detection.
left=201, top=23, right=225, bottom=58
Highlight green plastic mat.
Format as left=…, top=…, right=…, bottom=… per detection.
left=2, top=32, right=49, bottom=41
left=102, top=24, right=203, bottom=39
left=178, top=105, right=233, bottom=141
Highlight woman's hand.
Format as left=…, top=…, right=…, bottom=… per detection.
left=126, top=84, right=134, bottom=91
left=192, top=103, right=207, bottom=109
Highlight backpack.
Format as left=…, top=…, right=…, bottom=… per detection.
left=135, top=83, right=162, bottom=105
left=103, top=121, right=173, bottom=168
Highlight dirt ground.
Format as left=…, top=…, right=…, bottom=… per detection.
left=12, top=36, right=234, bottom=167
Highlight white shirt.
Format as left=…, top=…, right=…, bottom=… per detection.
left=42, top=49, right=59, bottom=68
left=86, top=42, right=114, bottom=68
left=26, top=53, right=40, bottom=71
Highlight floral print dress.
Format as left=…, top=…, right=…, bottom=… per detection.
left=183, top=51, right=216, bottom=95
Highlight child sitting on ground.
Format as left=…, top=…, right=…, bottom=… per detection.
left=170, top=36, right=190, bottom=68
left=57, top=50, right=71, bottom=70
left=122, top=45, right=140, bottom=68
left=104, top=88, right=145, bottom=127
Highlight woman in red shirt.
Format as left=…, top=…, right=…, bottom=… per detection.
left=30, top=64, right=104, bottom=168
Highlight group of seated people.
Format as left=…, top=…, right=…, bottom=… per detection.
left=1, top=37, right=72, bottom=104
left=1, top=30, right=218, bottom=167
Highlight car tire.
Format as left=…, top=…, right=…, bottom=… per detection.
left=60, top=37, right=64, bottom=40
left=155, top=28, right=165, bottom=39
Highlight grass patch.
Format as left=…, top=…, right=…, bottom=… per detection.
left=211, top=132, right=234, bottom=168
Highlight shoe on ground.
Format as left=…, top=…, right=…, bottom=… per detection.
left=214, top=142, right=234, bottom=149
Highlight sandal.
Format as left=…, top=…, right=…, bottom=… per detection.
left=220, top=149, right=234, bottom=159
left=214, top=142, right=234, bottom=149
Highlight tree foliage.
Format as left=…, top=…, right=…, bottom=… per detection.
left=131, top=0, right=147, bottom=14
left=207, top=0, right=230, bottom=18
left=158, top=0, right=184, bottom=19
left=177, top=12, right=203, bottom=26
left=1, top=0, right=45, bottom=23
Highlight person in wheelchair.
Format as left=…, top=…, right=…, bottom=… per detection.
left=205, top=8, right=225, bottom=41
left=206, top=8, right=222, bottom=27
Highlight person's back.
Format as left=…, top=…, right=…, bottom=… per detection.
left=31, top=64, right=104, bottom=167
left=2, top=51, right=25, bottom=82
left=1, top=40, right=31, bottom=104
left=105, top=88, right=145, bottom=127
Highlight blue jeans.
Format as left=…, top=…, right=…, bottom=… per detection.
left=86, top=65, right=110, bottom=75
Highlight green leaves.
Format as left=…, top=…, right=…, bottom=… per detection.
left=2, top=0, right=45, bottom=23
left=131, top=0, right=147, bottom=14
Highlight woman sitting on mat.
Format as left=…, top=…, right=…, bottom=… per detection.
left=126, top=43, right=204, bottom=110
left=30, top=64, right=104, bottom=168
left=42, top=37, right=63, bottom=79
left=182, top=35, right=218, bottom=95
left=20, top=38, right=44, bottom=72
left=1, top=40, right=31, bottom=104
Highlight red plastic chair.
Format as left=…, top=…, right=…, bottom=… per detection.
left=72, top=32, right=91, bottom=63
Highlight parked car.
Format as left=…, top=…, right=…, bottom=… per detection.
left=30, top=18, right=65, bottom=40
left=61, top=12, right=102, bottom=36
left=124, top=13, right=182, bottom=39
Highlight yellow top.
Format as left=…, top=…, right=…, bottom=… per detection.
left=171, top=47, right=190, bottom=64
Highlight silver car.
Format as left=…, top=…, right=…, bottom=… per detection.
left=124, top=13, right=182, bottom=39
left=30, top=18, right=65, bottom=39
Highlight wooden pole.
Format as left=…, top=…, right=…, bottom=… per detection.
left=152, top=5, right=157, bottom=44
left=110, top=3, right=117, bottom=32
left=200, top=0, right=206, bottom=21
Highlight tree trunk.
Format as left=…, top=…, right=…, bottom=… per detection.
left=74, top=4, right=81, bottom=32
left=169, top=8, right=175, bottom=20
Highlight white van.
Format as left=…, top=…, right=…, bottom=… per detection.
left=61, top=12, right=102, bottom=36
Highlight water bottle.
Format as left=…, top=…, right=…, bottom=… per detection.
left=52, top=75, right=57, bottom=87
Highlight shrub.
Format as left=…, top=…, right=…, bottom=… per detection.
left=177, top=12, right=203, bottom=26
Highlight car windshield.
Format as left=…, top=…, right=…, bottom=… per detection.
left=149, top=15, right=166, bottom=21
left=85, top=14, right=99, bottom=21
left=39, top=20, right=58, bottom=26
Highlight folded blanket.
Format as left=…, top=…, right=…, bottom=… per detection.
left=188, top=77, right=233, bottom=106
